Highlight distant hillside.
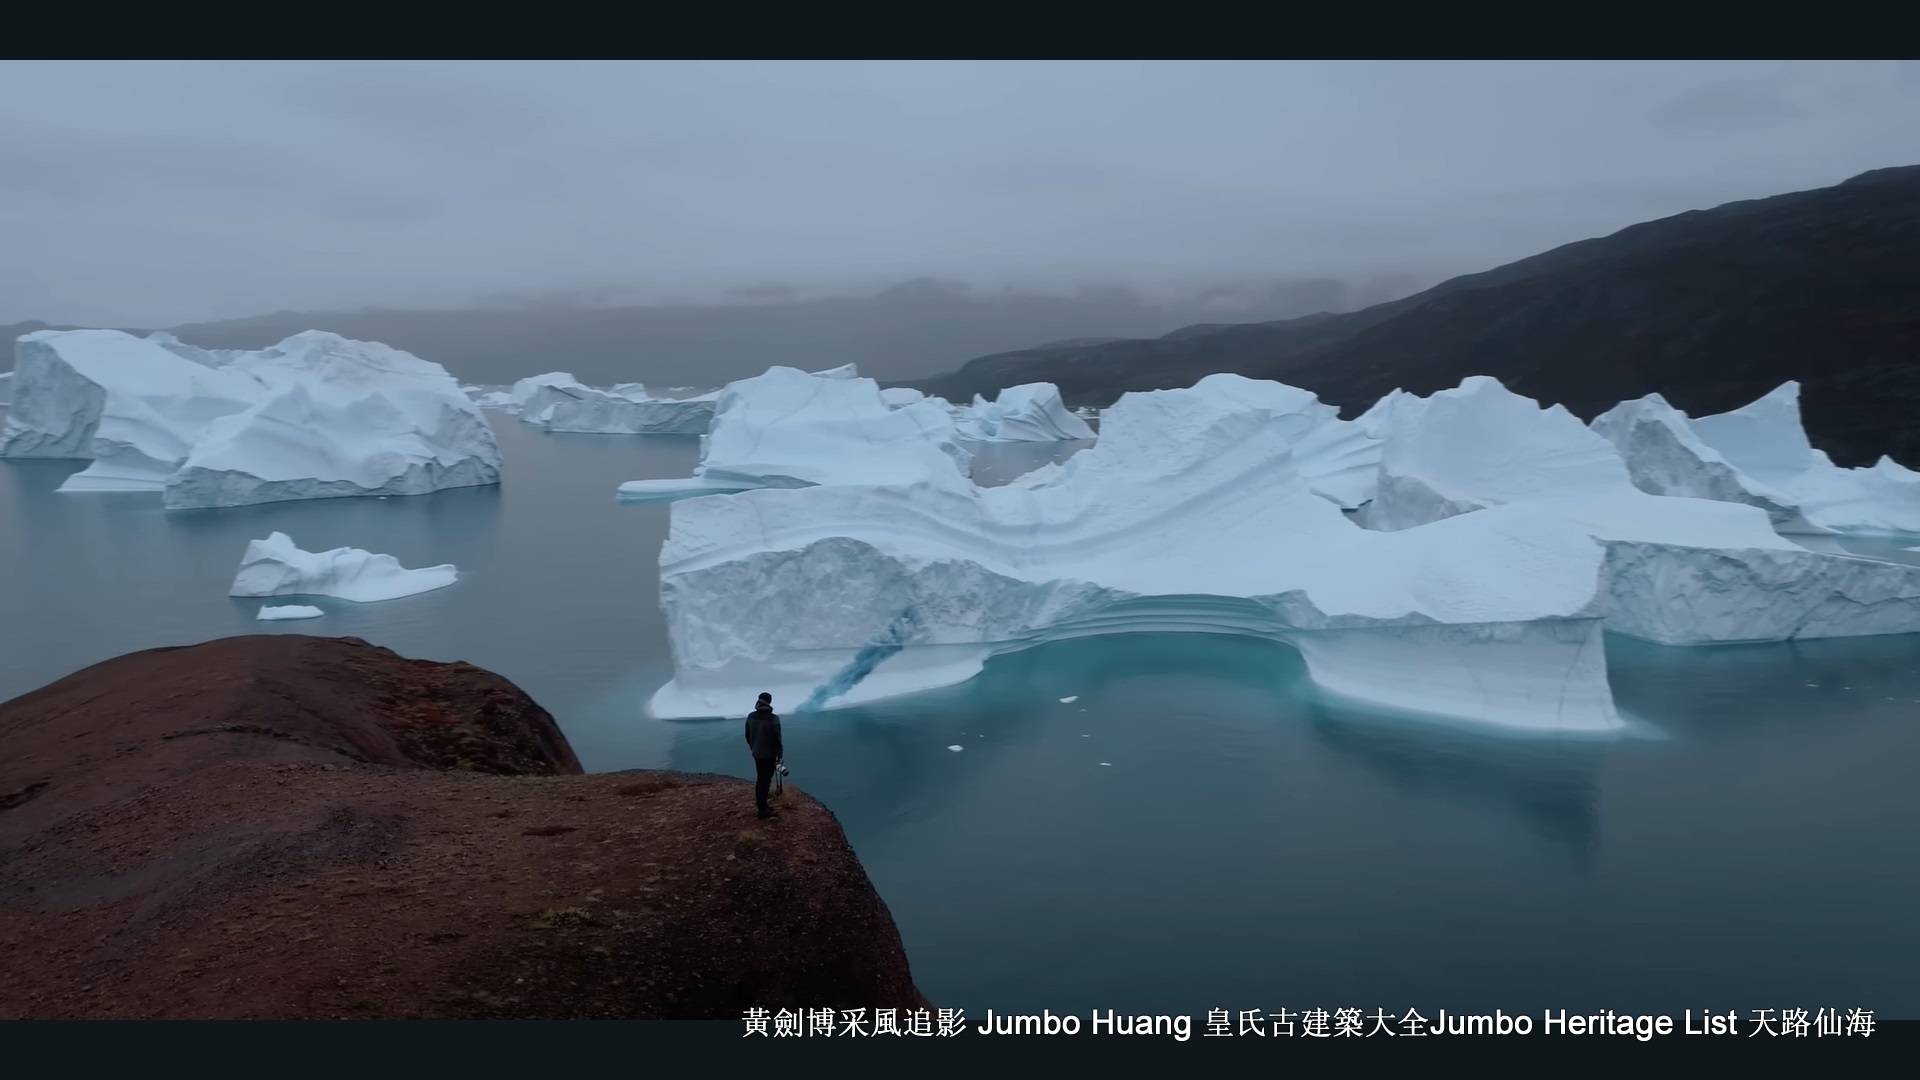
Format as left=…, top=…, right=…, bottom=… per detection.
left=920, top=166, right=1920, bottom=468
left=140, top=276, right=1396, bottom=387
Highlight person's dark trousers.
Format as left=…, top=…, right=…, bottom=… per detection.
left=754, top=757, right=776, bottom=817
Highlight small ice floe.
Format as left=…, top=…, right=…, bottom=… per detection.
left=946, top=744, right=964, bottom=752
left=1099, top=761, right=1113, bottom=767
left=257, top=604, right=324, bottom=621
left=1059, top=695, right=1079, bottom=704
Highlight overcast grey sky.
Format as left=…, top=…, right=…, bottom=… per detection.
left=2, top=60, right=1916, bottom=326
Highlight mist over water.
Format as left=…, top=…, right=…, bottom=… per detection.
left=4, top=412, right=1919, bottom=1014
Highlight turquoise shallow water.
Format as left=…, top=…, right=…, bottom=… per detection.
left=4, top=411, right=1919, bottom=1015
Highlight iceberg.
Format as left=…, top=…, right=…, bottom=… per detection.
left=1593, top=382, right=1920, bottom=536
left=496, top=372, right=718, bottom=433
left=953, top=383, right=1095, bottom=442
left=2, top=329, right=501, bottom=507
left=230, top=532, right=457, bottom=602
left=0, top=330, right=262, bottom=492
left=506, top=371, right=590, bottom=418
left=652, top=375, right=1624, bottom=730
left=533, top=383, right=716, bottom=435
left=619, top=365, right=971, bottom=502
left=256, top=604, right=324, bottom=621
left=164, top=332, right=501, bottom=508
left=0, top=370, right=13, bottom=405
left=651, top=371, right=1920, bottom=730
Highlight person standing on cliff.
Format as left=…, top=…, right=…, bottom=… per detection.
left=745, top=692, right=784, bottom=819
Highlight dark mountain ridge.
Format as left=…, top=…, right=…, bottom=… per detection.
left=920, top=166, right=1920, bottom=467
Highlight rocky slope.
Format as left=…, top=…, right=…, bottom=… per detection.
left=0, top=635, right=924, bottom=1018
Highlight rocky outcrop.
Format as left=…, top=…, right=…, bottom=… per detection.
left=0, top=635, right=924, bottom=1018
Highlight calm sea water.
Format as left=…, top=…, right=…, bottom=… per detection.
left=3, top=410, right=1918, bottom=1016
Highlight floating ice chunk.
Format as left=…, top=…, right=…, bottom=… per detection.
left=256, top=604, right=324, bottom=621
left=1059, top=695, right=1079, bottom=703
left=953, top=383, right=1095, bottom=442
left=229, top=531, right=457, bottom=602
left=165, top=332, right=500, bottom=508
left=946, top=744, right=964, bottom=752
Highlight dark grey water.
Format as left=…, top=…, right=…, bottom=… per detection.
left=4, top=411, right=1918, bottom=1016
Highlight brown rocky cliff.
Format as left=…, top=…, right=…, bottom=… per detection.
left=0, top=635, right=925, bottom=1018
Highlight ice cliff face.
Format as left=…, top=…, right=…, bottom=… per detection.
left=1, top=330, right=501, bottom=508
left=1593, top=382, right=1920, bottom=535
left=1, top=330, right=263, bottom=491
left=229, top=531, right=457, bottom=602
left=649, top=370, right=1920, bottom=731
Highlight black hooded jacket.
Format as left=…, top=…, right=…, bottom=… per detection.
left=744, top=705, right=783, bottom=762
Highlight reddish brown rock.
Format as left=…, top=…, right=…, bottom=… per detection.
left=0, top=635, right=925, bottom=1019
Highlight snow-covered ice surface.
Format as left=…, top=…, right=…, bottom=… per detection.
left=1361, top=375, right=1629, bottom=530
left=1, top=329, right=502, bottom=507
left=618, top=365, right=971, bottom=502
left=880, top=386, right=929, bottom=409
left=1594, top=382, right=1920, bottom=536
left=229, top=531, right=457, bottom=602
left=256, top=604, right=324, bottom=621
left=953, top=382, right=1096, bottom=442
left=649, top=372, right=1920, bottom=732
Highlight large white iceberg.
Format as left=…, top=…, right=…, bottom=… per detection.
left=649, top=372, right=1920, bottom=730
left=1592, top=382, right=1920, bottom=536
left=618, top=365, right=971, bottom=502
left=953, top=383, right=1095, bottom=442
left=164, top=332, right=501, bottom=508
left=1, top=329, right=502, bottom=507
left=229, top=532, right=457, bottom=602
left=0, top=330, right=263, bottom=492
left=652, top=376, right=1622, bottom=730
